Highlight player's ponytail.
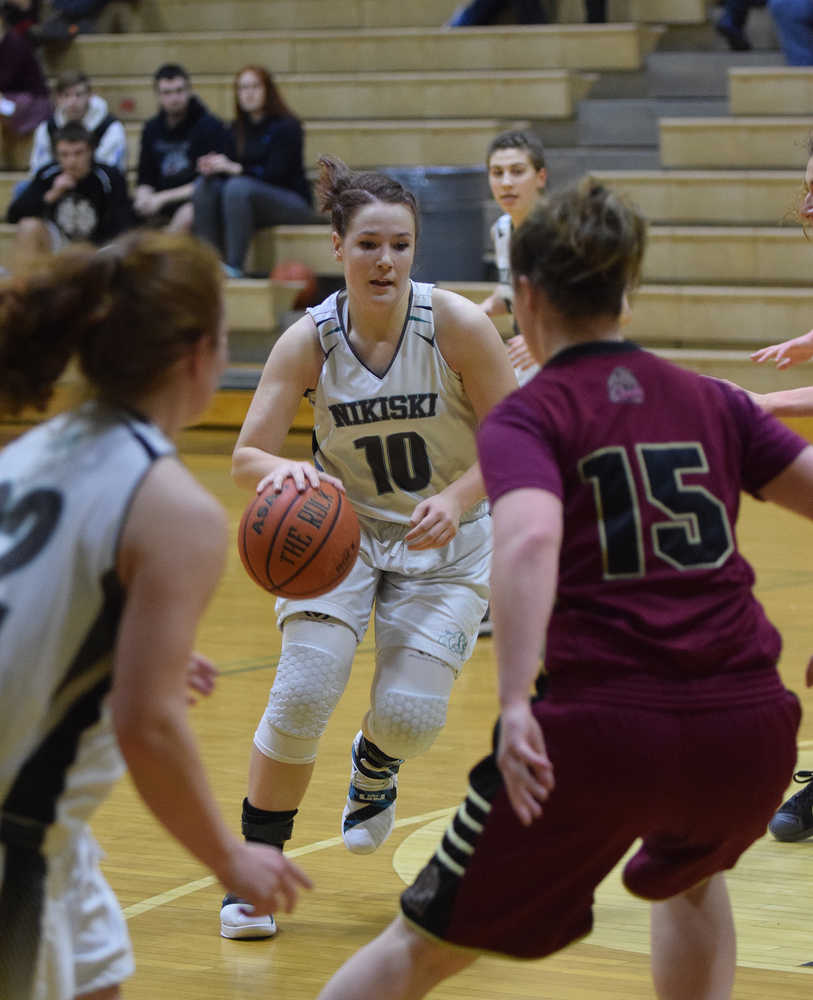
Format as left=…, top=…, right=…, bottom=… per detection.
left=315, top=155, right=419, bottom=240
left=0, top=244, right=100, bottom=415
left=511, top=176, right=646, bottom=319
left=0, top=230, right=223, bottom=416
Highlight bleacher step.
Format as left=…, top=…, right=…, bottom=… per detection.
left=131, top=0, right=706, bottom=32
left=576, top=97, right=728, bottom=147
left=660, top=118, right=812, bottom=170
left=46, top=25, right=662, bottom=77
left=89, top=70, right=597, bottom=123
left=592, top=170, right=799, bottom=225
left=728, top=67, right=813, bottom=116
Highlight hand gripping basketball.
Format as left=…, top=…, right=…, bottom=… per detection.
left=237, top=479, right=360, bottom=598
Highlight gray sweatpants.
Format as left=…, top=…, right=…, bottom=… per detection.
left=193, top=174, right=317, bottom=270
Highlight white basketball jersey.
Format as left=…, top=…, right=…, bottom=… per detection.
left=0, top=402, right=174, bottom=855
left=306, top=281, right=481, bottom=524
left=491, top=213, right=513, bottom=311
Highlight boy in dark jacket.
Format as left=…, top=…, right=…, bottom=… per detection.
left=134, top=63, right=231, bottom=232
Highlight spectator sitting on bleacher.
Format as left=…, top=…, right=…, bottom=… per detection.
left=193, top=65, right=318, bottom=278
left=29, top=70, right=127, bottom=175
left=36, top=0, right=127, bottom=41
left=134, top=63, right=230, bottom=234
left=2, top=0, right=40, bottom=41
left=445, top=0, right=606, bottom=24
left=7, top=121, right=132, bottom=261
left=768, top=0, right=813, bottom=64
left=0, top=5, right=50, bottom=165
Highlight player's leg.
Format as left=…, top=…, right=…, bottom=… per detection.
left=317, top=915, right=476, bottom=1000
left=340, top=517, right=490, bottom=854
left=649, top=874, right=735, bottom=1000
left=42, top=830, right=133, bottom=1000
left=342, top=647, right=456, bottom=854
left=637, top=686, right=800, bottom=999
left=221, top=612, right=357, bottom=939
left=223, top=539, right=378, bottom=937
left=249, top=614, right=358, bottom=808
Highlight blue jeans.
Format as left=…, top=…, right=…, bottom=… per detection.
left=768, top=0, right=813, bottom=64
left=720, top=0, right=756, bottom=28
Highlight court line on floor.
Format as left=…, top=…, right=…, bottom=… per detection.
left=120, top=806, right=813, bottom=978
left=121, top=806, right=453, bottom=920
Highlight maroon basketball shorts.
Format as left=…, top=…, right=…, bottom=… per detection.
left=400, top=684, right=800, bottom=959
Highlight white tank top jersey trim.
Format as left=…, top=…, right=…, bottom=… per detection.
left=306, top=280, right=484, bottom=525
left=0, top=403, right=174, bottom=856
left=491, top=213, right=513, bottom=311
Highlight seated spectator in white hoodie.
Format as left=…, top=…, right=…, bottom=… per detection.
left=29, top=69, right=127, bottom=175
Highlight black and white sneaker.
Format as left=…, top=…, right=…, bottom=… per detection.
left=220, top=893, right=276, bottom=939
left=341, top=732, right=402, bottom=854
left=769, top=771, right=813, bottom=842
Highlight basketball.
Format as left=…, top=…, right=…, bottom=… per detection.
left=237, top=479, right=360, bottom=598
left=270, top=260, right=319, bottom=309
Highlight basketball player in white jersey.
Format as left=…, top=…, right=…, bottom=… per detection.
left=480, top=130, right=547, bottom=385
left=221, top=155, right=518, bottom=940
left=0, top=231, right=310, bottom=1000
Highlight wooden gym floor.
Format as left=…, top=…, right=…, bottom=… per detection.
left=25, top=427, right=813, bottom=997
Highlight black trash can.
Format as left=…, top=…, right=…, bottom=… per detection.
left=384, top=166, right=489, bottom=282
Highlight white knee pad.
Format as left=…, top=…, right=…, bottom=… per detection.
left=254, top=614, right=356, bottom=765
left=366, top=647, right=456, bottom=761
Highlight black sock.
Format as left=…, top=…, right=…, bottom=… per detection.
left=241, top=798, right=297, bottom=851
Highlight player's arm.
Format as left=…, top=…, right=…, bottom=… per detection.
left=747, top=386, right=813, bottom=418
left=404, top=289, right=518, bottom=548
left=490, top=487, right=560, bottom=825
left=232, top=315, right=337, bottom=493
left=714, top=375, right=813, bottom=417
left=758, top=445, right=813, bottom=519
left=434, top=288, right=519, bottom=420
left=111, top=458, right=312, bottom=911
left=479, top=288, right=509, bottom=317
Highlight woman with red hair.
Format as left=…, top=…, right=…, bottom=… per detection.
left=193, top=65, right=318, bottom=277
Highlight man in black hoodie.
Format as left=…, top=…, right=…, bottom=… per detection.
left=7, top=120, right=132, bottom=260
left=134, top=63, right=231, bottom=232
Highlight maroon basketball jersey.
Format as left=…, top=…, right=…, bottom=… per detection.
left=478, top=341, right=808, bottom=690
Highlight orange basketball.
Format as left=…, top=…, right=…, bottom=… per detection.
left=269, top=260, right=319, bottom=309
left=237, top=480, right=360, bottom=598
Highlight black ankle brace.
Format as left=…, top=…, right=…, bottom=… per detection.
left=241, top=799, right=297, bottom=850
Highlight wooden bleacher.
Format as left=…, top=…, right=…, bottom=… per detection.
left=3, top=2, right=813, bottom=435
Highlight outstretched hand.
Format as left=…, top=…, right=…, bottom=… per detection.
left=222, top=841, right=313, bottom=917
left=496, top=701, right=555, bottom=826
left=751, top=329, right=813, bottom=370
left=505, top=334, right=537, bottom=373
left=186, top=652, right=218, bottom=705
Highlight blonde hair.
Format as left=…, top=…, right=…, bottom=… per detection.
left=511, top=176, right=646, bottom=318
